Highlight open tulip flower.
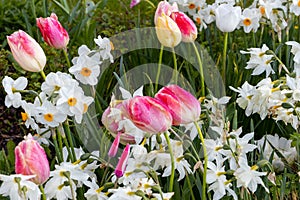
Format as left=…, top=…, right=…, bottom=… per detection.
left=7, top=30, right=46, bottom=72
left=155, top=84, right=201, bottom=125
left=37, top=13, right=69, bottom=49
left=15, top=134, right=50, bottom=185
left=122, top=96, right=173, bottom=134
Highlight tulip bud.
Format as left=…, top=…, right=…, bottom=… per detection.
left=122, top=96, right=173, bottom=134
left=108, top=132, right=121, bottom=158
left=171, top=11, right=198, bottom=42
left=215, top=4, right=242, bottom=32
left=15, top=134, right=50, bottom=184
left=115, top=144, right=130, bottom=178
left=155, top=14, right=182, bottom=48
left=7, top=30, right=46, bottom=72
left=37, top=13, right=69, bottom=49
left=155, top=85, right=200, bottom=125
left=154, top=1, right=178, bottom=25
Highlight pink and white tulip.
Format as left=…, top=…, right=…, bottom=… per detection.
left=7, top=30, right=46, bottom=72
left=37, top=13, right=69, bottom=49
left=171, top=11, right=197, bottom=42
left=108, top=132, right=121, bottom=158
left=154, top=1, right=178, bottom=25
left=15, top=134, right=50, bottom=184
left=155, top=85, right=200, bottom=125
left=115, top=143, right=130, bottom=178
left=122, top=96, right=173, bottom=134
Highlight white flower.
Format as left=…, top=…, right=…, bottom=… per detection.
left=41, top=72, right=77, bottom=95
left=69, top=54, right=101, bottom=86
left=2, top=76, right=28, bottom=108
left=108, top=187, right=141, bottom=200
left=36, top=100, right=67, bottom=127
left=94, top=35, right=114, bottom=63
left=21, top=101, right=39, bottom=130
left=290, top=0, right=300, bottom=16
left=215, top=4, right=241, bottom=32
left=0, top=174, right=41, bottom=200
left=84, top=178, right=108, bottom=200
left=239, top=8, right=261, bottom=33
left=204, top=138, right=224, bottom=161
left=286, top=41, right=300, bottom=64
left=234, top=158, right=268, bottom=193
left=152, top=192, right=174, bottom=200
left=119, top=86, right=143, bottom=100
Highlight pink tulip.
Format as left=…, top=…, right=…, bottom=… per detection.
left=122, top=96, right=173, bottom=134
left=115, top=143, right=130, bottom=178
left=171, top=11, right=198, bottom=42
left=7, top=30, right=46, bottom=72
left=155, top=85, right=201, bottom=125
left=15, top=134, right=50, bottom=184
left=154, top=1, right=178, bottom=25
left=37, top=13, right=69, bottom=49
left=130, top=0, right=141, bottom=8
left=101, top=104, right=136, bottom=144
left=108, top=132, right=121, bottom=158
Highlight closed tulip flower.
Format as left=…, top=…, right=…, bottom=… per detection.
left=155, top=85, right=200, bottom=125
left=37, top=13, right=69, bottom=49
left=15, top=134, right=50, bottom=184
left=171, top=11, right=198, bottom=42
left=122, top=96, right=173, bottom=134
left=7, top=30, right=46, bottom=72
left=215, top=4, right=242, bottom=32
left=156, top=13, right=182, bottom=48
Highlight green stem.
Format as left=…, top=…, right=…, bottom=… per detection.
left=63, top=48, right=71, bottom=68
left=222, top=32, right=228, bottom=83
left=172, top=47, right=178, bottom=84
left=144, top=0, right=156, bottom=8
left=163, top=132, right=175, bottom=192
left=63, top=121, right=76, bottom=162
left=186, top=174, right=196, bottom=200
left=39, top=185, right=47, bottom=200
left=192, top=42, right=205, bottom=97
left=100, top=158, right=111, bottom=186
left=194, top=122, right=207, bottom=200
left=40, top=70, right=46, bottom=80
left=51, top=129, right=63, bottom=163
left=155, top=45, right=164, bottom=92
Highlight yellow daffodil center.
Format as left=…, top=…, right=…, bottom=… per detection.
left=259, top=6, right=265, bottom=15
left=189, top=3, right=196, bottom=9
left=196, top=17, right=201, bottom=25
left=21, top=112, right=28, bottom=121
left=12, top=87, right=16, bottom=93
left=243, top=18, right=252, bottom=26
left=96, top=186, right=105, bottom=193
left=110, top=42, right=114, bottom=50
left=54, top=85, right=60, bottom=91
left=83, top=103, right=88, bottom=113
left=68, top=97, right=77, bottom=106
left=44, top=113, right=54, bottom=122
left=127, top=191, right=135, bottom=196
left=251, top=165, right=259, bottom=170
left=298, top=0, right=300, bottom=7
left=57, top=184, right=64, bottom=190
left=80, top=67, right=92, bottom=77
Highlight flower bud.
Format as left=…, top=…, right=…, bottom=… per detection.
left=171, top=11, right=198, bottom=42
left=7, top=30, right=46, bottom=72
left=115, top=144, right=130, bottom=178
left=155, top=85, right=200, bottom=125
left=215, top=4, right=241, bottom=32
left=37, top=13, right=69, bottom=49
left=122, top=96, right=173, bottom=134
left=155, top=13, right=182, bottom=48
left=15, top=134, right=50, bottom=184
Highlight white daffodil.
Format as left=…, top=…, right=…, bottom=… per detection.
left=286, top=41, right=300, bottom=64
left=94, top=35, right=114, bottom=63
left=69, top=54, right=101, bottom=86
left=152, top=192, right=174, bottom=200
left=2, top=76, right=28, bottom=108
left=108, top=187, right=141, bottom=200
left=290, top=0, right=300, bottom=16
left=239, top=8, right=261, bottom=33
left=84, top=178, right=108, bottom=200
left=20, top=101, right=39, bottom=130
left=36, top=100, right=67, bottom=127
left=0, top=174, right=41, bottom=200
left=204, top=138, right=224, bottom=161
left=41, top=71, right=77, bottom=95
left=234, top=158, right=268, bottom=193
